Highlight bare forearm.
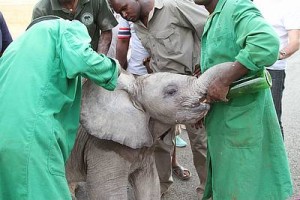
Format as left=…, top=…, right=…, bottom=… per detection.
left=204, top=62, right=248, bottom=102
left=116, top=39, right=130, bottom=69
left=220, top=61, right=249, bottom=86
left=97, top=30, right=113, bottom=55
left=279, top=30, right=300, bottom=60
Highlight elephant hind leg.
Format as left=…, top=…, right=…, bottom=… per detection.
left=129, top=155, right=160, bottom=200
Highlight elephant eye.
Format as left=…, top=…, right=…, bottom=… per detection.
left=163, top=85, right=178, bottom=97
left=167, top=89, right=177, bottom=95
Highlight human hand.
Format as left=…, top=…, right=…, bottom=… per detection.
left=201, top=62, right=248, bottom=103
left=143, top=57, right=153, bottom=74
left=193, top=64, right=201, bottom=78
left=278, top=50, right=287, bottom=60
left=206, top=77, right=229, bottom=103
left=191, top=117, right=205, bottom=129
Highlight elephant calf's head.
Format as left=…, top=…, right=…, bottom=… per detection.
left=80, top=71, right=210, bottom=149
left=130, top=72, right=210, bottom=125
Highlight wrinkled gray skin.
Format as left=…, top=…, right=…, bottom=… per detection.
left=66, top=62, right=234, bottom=200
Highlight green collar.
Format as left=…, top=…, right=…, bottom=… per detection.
left=213, top=0, right=227, bottom=15
left=202, top=0, right=227, bottom=36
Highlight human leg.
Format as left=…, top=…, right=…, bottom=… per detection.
left=175, top=124, right=187, bottom=148
left=171, top=145, right=191, bottom=180
left=185, top=125, right=207, bottom=199
left=155, top=125, right=193, bottom=195
left=267, top=69, right=286, bottom=138
left=154, top=127, right=174, bottom=195
left=172, top=124, right=191, bottom=180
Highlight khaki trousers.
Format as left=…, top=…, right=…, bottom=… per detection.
left=154, top=124, right=207, bottom=194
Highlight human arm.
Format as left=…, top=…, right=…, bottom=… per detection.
left=116, top=17, right=131, bottom=70
left=204, top=0, right=279, bottom=102
left=97, top=30, right=112, bottom=55
left=0, top=12, right=13, bottom=55
left=95, top=0, right=118, bottom=55
left=142, top=57, right=153, bottom=74
left=193, top=64, right=201, bottom=78
left=173, top=0, right=208, bottom=40
left=233, top=1, right=280, bottom=70
left=279, top=3, right=300, bottom=60
left=279, top=30, right=300, bottom=60
left=32, top=1, right=48, bottom=20
left=205, top=62, right=248, bottom=102
left=116, top=37, right=130, bottom=69
left=61, top=21, right=119, bottom=91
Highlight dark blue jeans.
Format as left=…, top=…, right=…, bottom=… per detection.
left=267, top=69, right=285, bottom=139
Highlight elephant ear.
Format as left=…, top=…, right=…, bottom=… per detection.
left=80, top=72, right=153, bottom=149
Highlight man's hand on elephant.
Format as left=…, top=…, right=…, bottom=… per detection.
left=206, top=77, right=230, bottom=102
left=193, top=64, right=201, bottom=78
left=143, top=57, right=153, bottom=74
left=192, top=118, right=205, bottom=129
left=204, top=61, right=249, bottom=103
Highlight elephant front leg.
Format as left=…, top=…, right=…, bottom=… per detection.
left=129, top=153, right=161, bottom=200
left=85, top=139, right=131, bottom=200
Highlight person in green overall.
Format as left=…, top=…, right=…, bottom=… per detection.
left=194, top=0, right=293, bottom=199
left=0, top=16, right=119, bottom=200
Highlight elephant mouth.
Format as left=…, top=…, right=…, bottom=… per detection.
left=175, top=102, right=210, bottom=124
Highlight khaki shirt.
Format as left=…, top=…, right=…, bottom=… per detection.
left=134, top=0, right=208, bottom=74
left=32, top=0, right=118, bottom=51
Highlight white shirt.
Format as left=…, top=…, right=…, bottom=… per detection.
left=118, top=17, right=149, bottom=75
left=254, top=0, right=300, bottom=70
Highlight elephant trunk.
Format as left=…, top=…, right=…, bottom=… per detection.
left=195, top=62, right=235, bottom=96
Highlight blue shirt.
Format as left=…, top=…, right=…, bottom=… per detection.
left=0, top=11, right=13, bottom=54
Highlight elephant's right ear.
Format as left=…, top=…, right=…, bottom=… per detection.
left=80, top=78, right=153, bottom=149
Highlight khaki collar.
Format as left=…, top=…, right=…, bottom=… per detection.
left=148, top=0, right=163, bottom=22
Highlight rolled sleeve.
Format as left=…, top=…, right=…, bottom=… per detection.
left=234, top=2, right=280, bottom=71
left=61, top=20, right=118, bottom=90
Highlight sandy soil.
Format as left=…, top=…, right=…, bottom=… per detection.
left=1, top=3, right=36, bottom=39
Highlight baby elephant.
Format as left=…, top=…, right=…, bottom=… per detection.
left=66, top=64, right=232, bottom=200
